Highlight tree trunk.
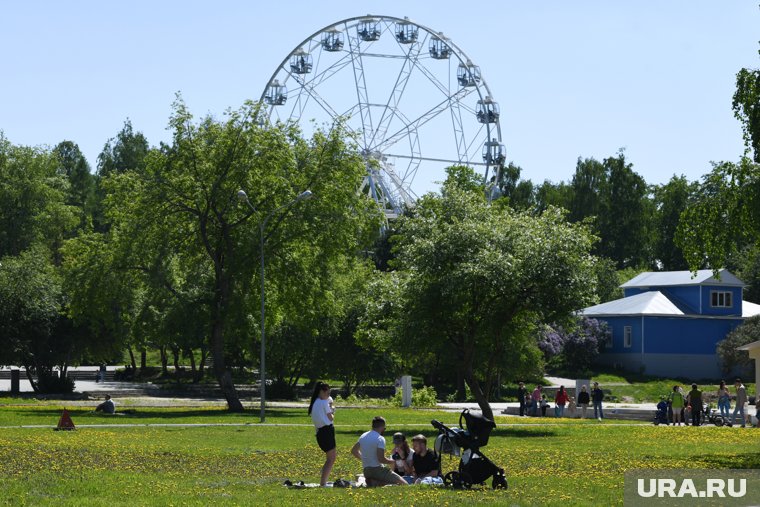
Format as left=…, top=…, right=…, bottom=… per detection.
left=128, top=347, right=137, bottom=371
left=195, top=347, right=207, bottom=383
left=171, top=346, right=181, bottom=375
left=463, top=344, right=494, bottom=421
left=24, top=367, right=39, bottom=393
left=210, top=296, right=244, bottom=412
left=455, top=365, right=466, bottom=401
left=188, top=349, right=197, bottom=377
left=464, top=370, right=494, bottom=421
left=140, top=348, right=147, bottom=371
left=159, top=346, right=168, bottom=376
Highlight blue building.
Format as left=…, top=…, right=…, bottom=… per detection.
left=581, top=269, right=760, bottom=378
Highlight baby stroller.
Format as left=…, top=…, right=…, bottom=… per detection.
left=702, top=403, right=726, bottom=427
left=431, top=409, right=508, bottom=490
left=653, top=399, right=670, bottom=425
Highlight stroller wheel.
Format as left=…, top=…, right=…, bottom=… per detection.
left=492, top=471, right=508, bottom=490
left=713, top=416, right=724, bottom=427
left=459, top=471, right=473, bottom=489
left=444, top=471, right=462, bottom=489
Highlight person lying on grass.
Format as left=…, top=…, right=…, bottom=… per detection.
left=410, top=434, right=440, bottom=484
left=351, top=416, right=407, bottom=486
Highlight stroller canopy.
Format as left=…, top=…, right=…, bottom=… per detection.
left=461, top=409, right=496, bottom=448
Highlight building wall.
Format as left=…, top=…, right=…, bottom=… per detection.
left=596, top=352, right=723, bottom=378
left=699, top=285, right=743, bottom=316
left=596, top=315, right=744, bottom=379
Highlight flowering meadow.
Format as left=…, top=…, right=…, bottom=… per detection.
left=0, top=405, right=757, bottom=506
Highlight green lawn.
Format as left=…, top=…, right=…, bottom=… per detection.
left=0, top=405, right=757, bottom=506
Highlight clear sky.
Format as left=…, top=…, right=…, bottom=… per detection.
left=1, top=1, right=758, bottom=192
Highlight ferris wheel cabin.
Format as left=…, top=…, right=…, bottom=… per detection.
left=321, top=29, right=344, bottom=52
left=395, top=18, right=418, bottom=44
left=457, top=61, right=481, bottom=87
left=290, top=48, right=313, bottom=74
left=483, top=138, right=506, bottom=166
left=357, top=19, right=381, bottom=41
left=429, top=35, right=451, bottom=59
left=476, top=96, right=500, bottom=124
left=264, top=79, right=287, bottom=106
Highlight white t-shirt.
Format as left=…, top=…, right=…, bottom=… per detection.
left=358, top=430, right=385, bottom=468
left=311, top=397, right=334, bottom=429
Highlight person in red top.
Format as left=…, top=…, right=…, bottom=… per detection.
left=554, top=385, right=569, bottom=418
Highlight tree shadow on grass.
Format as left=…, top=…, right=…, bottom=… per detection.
left=14, top=407, right=308, bottom=421
left=696, top=452, right=760, bottom=469
left=334, top=427, right=558, bottom=439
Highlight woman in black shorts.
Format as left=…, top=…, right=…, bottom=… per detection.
left=308, top=382, right=336, bottom=486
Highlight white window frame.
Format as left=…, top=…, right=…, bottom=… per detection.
left=710, top=291, right=733, bottom=308
left=623, top=326, right=632, bottom=348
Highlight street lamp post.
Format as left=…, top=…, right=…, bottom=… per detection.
left=237, top=188, right=313, bottom=422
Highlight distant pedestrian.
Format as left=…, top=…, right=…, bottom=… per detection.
left=530, top=385, right=542, bottom=416
left=670, top=385, right=685, bottom=425
left=98, top=363, right=107, bottom=383
left=517, top=382, right=527, bottom=417
left=308, top=382, right=336, bottom=486
left=732, top=378, right=748, bottom=428
left=554, top=386, right=569, bottom=418
left=687, top=384, right=702, bottom=426
left=540, top=395, right=549, bottom=417
left=577, top=385, right=590, bottom=419
left=717, top=380, right=731, bottom=419
left=591, top=382, right=604, bottom=420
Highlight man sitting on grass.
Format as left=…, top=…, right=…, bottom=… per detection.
left=95, top=394, right=115, bottom=414
left=411, top=434, right=440, bottom=484
left=351, top=416, right=407, bottom=487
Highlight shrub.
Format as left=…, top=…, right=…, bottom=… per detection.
left=36, top=373, right=75, bottom=394
left=392, top=385, right=439, bottom=407
left=717, top=315, right=760, bottom=374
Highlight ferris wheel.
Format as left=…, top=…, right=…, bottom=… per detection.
left=260, top=14, right=505, bottom=216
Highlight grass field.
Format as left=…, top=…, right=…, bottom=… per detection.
left=0, top=404, right=757, bottom=506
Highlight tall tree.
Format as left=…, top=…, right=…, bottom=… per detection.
left=597, top=151, right=652, bottom=268
left=652, top=175, right=694, bottom=270
left=53, top=141, right=95, bottom=230
left=384, top=167, right=599, bottom=420
left=569, top=157, right=607, bottom=223
left=733, top=45, right=760, bottom=163
left=85, top=99, right=379, bottom=411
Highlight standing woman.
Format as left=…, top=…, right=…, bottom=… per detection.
left=717, top=380, right=731, bottom=420
left=554, top=385, right=569, bottom=418
left=670, top=385, right=685, bottom=426
left=308, top=382, right=336, bottom=486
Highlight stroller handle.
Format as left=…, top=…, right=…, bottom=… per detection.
left=431, top=419, right=446, bottom=431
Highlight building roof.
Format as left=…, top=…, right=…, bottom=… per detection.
left=581, top=291, right=684, bottom=317
left=738, top=339, right=760, bottom=351
left=742, top=300, right=760, bottom=318
left=620, top=269, right=745, bottom=289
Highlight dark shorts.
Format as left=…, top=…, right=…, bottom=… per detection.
left=316, top=424, right=336, bottom=452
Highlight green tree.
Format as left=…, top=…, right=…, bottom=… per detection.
left=597, top=152, right=652, bottom=268
left=53, top=141, right=95, bottom=230
left=384, top=167, right=599, bottom=419
left=733, top=45, right=760, bottom=163
left=84, top=99, right=379, bottom=411
left=570, top=157, right=607, bottom=223
left=716, top=316, right=759, bottom=375
left=0, top=135, right=78, bottom=258
left=652, top=175, right=694, bottom=270
left=676, top=159, right=760, bottom=271
left=534, top=180, right=573, bottom=213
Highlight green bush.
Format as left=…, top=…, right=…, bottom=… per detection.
left=36, top=373, right=75, bottom=394
left=391, top=385, right=438, bottom=407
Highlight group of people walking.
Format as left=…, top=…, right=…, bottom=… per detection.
left=517, top=381, right=606, bottom=420
left=666, top=378, right=751, bottom=427
left=308, top=382, right=440, bottom=487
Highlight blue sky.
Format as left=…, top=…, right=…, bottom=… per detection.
left=1, top=1, right=758, bottom=193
